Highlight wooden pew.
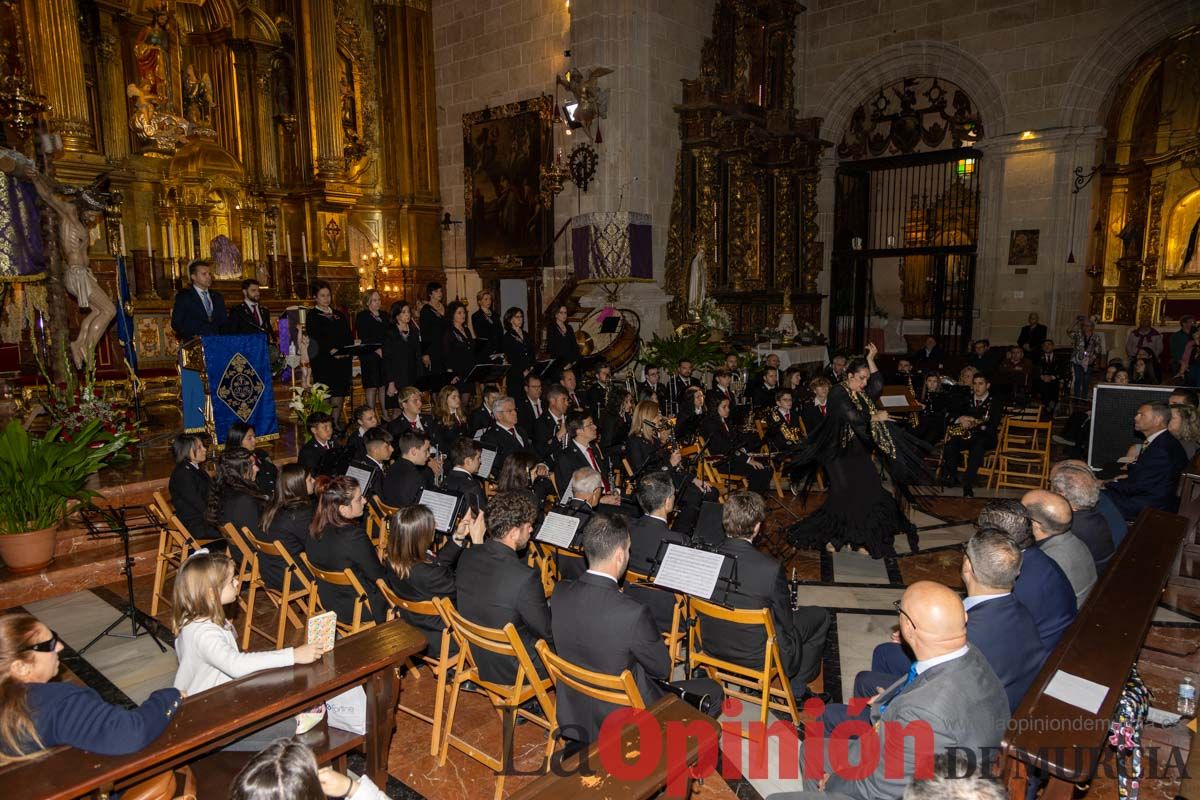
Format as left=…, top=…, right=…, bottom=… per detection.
left=509, top=696, right=720, bottom=800
left=0, top=619, right=425, bottom=800
left=1171, top=470, right=1200, bottom=587
left=1001, top=508, right=1187, bottom=800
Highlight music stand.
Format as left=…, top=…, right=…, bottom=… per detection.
left=643, top=540, right=739, bottom=675
left=466, top=363, right=508, bottom=386
left=76, top=504, right=168, bottom=655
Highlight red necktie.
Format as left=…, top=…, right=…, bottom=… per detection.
left=506, top=427, right=524, bottom=446
left=820, top=405, right=827, bottom=416
left=586, top=446, right=610, bottom=493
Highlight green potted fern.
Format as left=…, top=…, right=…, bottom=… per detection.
left=0, top=419, right=129, bottom=573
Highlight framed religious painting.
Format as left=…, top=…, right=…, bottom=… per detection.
left=463, top=96, right=554, bottom=268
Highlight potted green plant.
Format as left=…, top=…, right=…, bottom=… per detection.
left=0, top=419, right=129, bottom=573
left=638, top=329, right=726, bottom=371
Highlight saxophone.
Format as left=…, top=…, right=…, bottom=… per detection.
left=947, top=395, right=992, bottom=441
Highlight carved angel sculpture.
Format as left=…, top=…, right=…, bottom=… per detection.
left=557, top=67, right=613, bottom=131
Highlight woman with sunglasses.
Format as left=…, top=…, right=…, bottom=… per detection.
left=0, top=612, right=182, bottom=762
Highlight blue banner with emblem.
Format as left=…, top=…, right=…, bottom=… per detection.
left=201, top=334, right=277, bottom=445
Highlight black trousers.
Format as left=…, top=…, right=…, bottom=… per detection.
left=789, top=605, right=832, bottom=697
left=942, top=433, right=997, bottom=487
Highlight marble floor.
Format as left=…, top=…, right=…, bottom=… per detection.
left=12, top=490, right=1200, bottom=800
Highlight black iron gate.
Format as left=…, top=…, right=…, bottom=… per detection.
left=829, top=147, right=981, bottom=356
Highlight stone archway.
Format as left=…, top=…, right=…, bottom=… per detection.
left=1060, top=0, right=1200, bottom=129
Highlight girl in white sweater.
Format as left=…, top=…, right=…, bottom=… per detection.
left=172, top=551, right=326, bottom=749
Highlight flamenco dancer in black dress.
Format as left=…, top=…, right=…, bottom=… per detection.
left=785, top=344, right=928, bottom=558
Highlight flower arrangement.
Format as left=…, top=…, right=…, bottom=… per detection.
left=691, top=298, right=731, bottom=332
left=289, top=383, right=333, bottom=428
left=38, top=361, right=139, bottom=455
left=797, top=321, right=827, bottom=345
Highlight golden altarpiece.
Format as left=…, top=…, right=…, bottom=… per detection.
left=1089, top=29, right=1200, bottom=326
left=0, top=0, right=441, bottom=382
left=663, top=0, right=827, bottom=333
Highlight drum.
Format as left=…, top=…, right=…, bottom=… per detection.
left=577, top=308, right=640, bottom=372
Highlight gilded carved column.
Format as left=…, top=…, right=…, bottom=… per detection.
left=799, top=171, right=820, bottom=296
left=256, top=67, right=280, bottom=187
left=22, top=0, right=95, bottom=152
left=94, top=26, right=129, bottom=161
left=775, top=170, right=795, bottom=309
left=695, top=147, right=719, bottom=295
left=301, top=0, right=344, bottom=179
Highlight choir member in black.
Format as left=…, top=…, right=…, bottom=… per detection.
left=625, top=400, right=714, bottom=531
left=443, top=300, right=477, bottom=392
left=387, top=386, right=434, bottom=439
left=227, top=279, right=272, bottom=339
left=699, top=395, right=772, bottom=493
left=305, top=281, right=354, bottom=431
left=381, top=431, right=441, bottom=508
left=206, top=448, right=269, bottom=562
left=708, top=368, right=736, bottom=409
left=587, top=362, right=613, bottom=419
left=501, top=306, right=534, bottom=398
left=419, top=282, right=447, bottom=374
left=748, top=366, right=780, bottom=410
left=348, top=427, right=392, bottom=501
left=169, top=433, right=218, bottom=541
left=431, top=385, right=470, bottom=456
left=383, top=300, right=425, bottom=420
left=471, top=289, right=502, bottom=358
left=353, top=289, right=389, bottom=416
left=786, top=344, right=927, bottom=557
left=344, top=405, right=377, bottom=461
left=765, top=389, right=804, bottom=452
left=516, top=373, right=544, bottom=434
left=443, top=437, right=487, bottom=511
left=560, top=368, right=586, bottom=412
left=675, top=385, right=708, bottom=443
left=306, top=476, right=387, bottom=625
left=227, top=421, right=277, bottom=496
left=470, top=385, right=500, bottom=435
left=666, top=359, right=702, bottom=411
left=939, top=373, right=1004, bottom=497
left=297, top=412, right=337, bottom=476
left=532, top=384, right=571, bottom=463
left=258, top=463, right=315, bottom=589
left=914, top=372, right=949, bottom=444
left=385, top=504, right=484, bottom=652
left=599, top=387, right=633, bottom=460
left=800, top=376, right=831, bottom=434
left=890, top=356, right=917, bottom=390
left=545, top=303, right=580, bottom=369
left=639, top=365, right=669, bottom=409
left=1032, top=340, right=1060, bottom=412
left=495, top=450, right=554, bottom=514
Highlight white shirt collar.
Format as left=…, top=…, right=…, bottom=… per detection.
left=647, top=514, right=669, bottom=524
left=367, top=456, right=384, bottom=470
left=1145, top=429, right=1167, bottom=445
left=585, top=569, right=619, bottom=584
left=974, top=393, right=990, bottom=403
left=914, top=644, right=969, bottom=675
left=574, top=440, right=593, bottom=457
left=452, top=466, right=473, bottom=476
left=963, top=592, right=1009, bottom=611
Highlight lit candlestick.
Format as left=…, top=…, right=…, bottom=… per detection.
left=118, top=223, right=126, bottom=257
left=301, top=233, right=309, bottom=264
left=146, top=224, right=153, bottom=259
left=167, top=226, right=175, bottom=259
left=285, top=226, right=292, bottom=262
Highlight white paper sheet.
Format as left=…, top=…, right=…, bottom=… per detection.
left=535, top=512, right=580, bottom=549
left=473, top=428, right=487, bottom=441
left=1044, top=670, right=1109, bottom=714
left=879, top=395, right=910, bottom=408
left=419, top=489, right=459, bottom=532
left=345, top=466, right=372, bottom=494
left=653, top=543, right=726, bottom=600
left=478, top=447, right=497, bottom=480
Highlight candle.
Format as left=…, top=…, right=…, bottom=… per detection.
left=167, top=226, right=175, bottom=259
left=298, top=307, right=307, bottom=326
left=285, top=226, right=292, bottom=262
left=146, top=224, right=153, bottom=259
left=118, top=223, right=126, bottom=256
left=301, top=233, right=309, bottom=264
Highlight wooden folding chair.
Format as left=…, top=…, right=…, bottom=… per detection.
left=754, top=418, right=787, bottom=499
left=535, top=638, right=645, bottom=715
left=695, top=436, right=749, bottom=497
left=222, top=524, right=282, bottom=649
left=300, top=553, right=377, bottom=636
left=238, top=528, right=308, bottom=649
left=435, top=598, right=557, bottom=800
left=376, top=579, right=452, bottom=756
left=626, top=568, right=686, bottom=675
left=146, top=493, right=206, bottom=617
left=365, top=495, right=398, bottom=561
left=688, top=597, right=801, bottom=737
left=994, top=417, right=1053, bottom=491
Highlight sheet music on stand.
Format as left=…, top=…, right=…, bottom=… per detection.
left=650, top=542, right=736, bottom=603
left=345, top=465, right=372, bottom=494
left=478, top=447, right=497, bottom=480
left=535, top=511, right=581, bottom=550
left=419, top=489, right=461, bottom=533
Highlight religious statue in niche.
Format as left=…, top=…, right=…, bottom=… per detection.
left=1180, top=217, right=1200, bottom=273
left=132, top=7, right=171, bottom=104
left=210, top=235, right=242, bottom=280
left=126, top=8, right=213, bottom=154
left=183, top=65, right=215, bottom=126
left=339, top=62, right=367, bottom=161
left=0, top=150, right=115, bottom=369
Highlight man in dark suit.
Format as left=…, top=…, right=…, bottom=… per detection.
left=469, top=387, right=501, bottom=435
left=967, top=338, right=1001, bottom=375
left=748, top=367, right=780, bottom=410
left=297, top=412, right=338, bottom=475
left=703, top=492, right=830, bottom=701
left=532, top=384, right=570, bottom=463
left=780, top=582, right=1009, bottom=800
left=380, top=431, right=441, bottom=508
left=170, top=260, right=228, bottom=340
left=549, top=513, right=723, bottom=744
left=638, top=365, right=668, bottom=408
left=347, top=427, right=392, bottom=501
left=1051, top=461, right=1116, bottom=571
left=480, top=396, right=539, bottom=473
left=623, top=472, right=688, bottom=634
left=442, top=437, right=487, bottom=511
left=455, top=491, right=551, bottom=683
left=586, top=363, right=612, bottom=420
left=1018, top=312, right=1048, bottom=353
left=1104, top=401, right=1190, bottom=520
left=560, top=369, right=586, bottom=413
left=849, top=530, right=1045, bottom=714
left=1033, top=338, right=1063, bottom=410
left=554, top=412, right=613, bottom=495
left=707, top=368, right=736, bottom=409
left=912, top=335, right=945, bottom=374
left=385, top=388, right=433, bottom=439
left=1025, top=489, right=1097, bottom=607
left=823, top=353, right=849, bottom=384
left=516, top=374, right=544, bottom=434
left=666, top=360, right=702, bottom=410
left=344, top=405, right=378, bottom=462
left=226, top=279, right=273, bottom=339
left=940, top=374, right=1005, bottom=497
left=978, top=499, right=1077, bottom=652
